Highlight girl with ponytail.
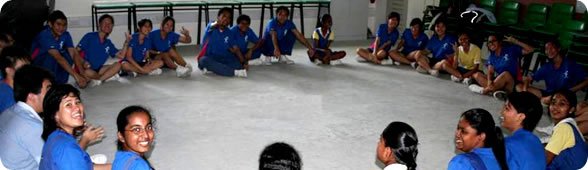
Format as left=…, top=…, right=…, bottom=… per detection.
left=448, top=108, right=508, bottom=170
left=376, top=121, right=419, bottom=170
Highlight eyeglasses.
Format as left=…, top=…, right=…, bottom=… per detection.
left=126, top=125, right=154, bottom=134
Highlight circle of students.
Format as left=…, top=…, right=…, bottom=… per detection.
left=0, top=6, right=588, bottom=170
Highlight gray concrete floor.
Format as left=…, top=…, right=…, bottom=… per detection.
left=80, top=40, right=552, bottom=170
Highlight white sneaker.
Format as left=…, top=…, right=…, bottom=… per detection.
left=393, top=61, right=401, bottom=66
left=262, top=56, right=272, bottom=65
left=104, top=74, right=120, bottom=82
left=148, top=68, right=162, bottom=76
left=176, top=64, right=192, bottom=77
left=313, top=60, right=322, bottom=65
left=200, top=68, right=212, bottom=74
left=87, top=80, right=102, bottom=88
left=451, top=75, right=461, bottom=82
left=469, top=84, right=484, bottom=94
left=428, top=70, right=439, bottom=77
left=410, top=62, right=418, bottom=69
left=381, top=59, right=393, bottom=65
left=90, top=154, right=107, bottom=164
left=416, top=66, right=427, bottom=74
left=462, top=78, right=473, bottom=86
left=330, top=59, right=343, bottom=65
left=234, top=69, right=247, bottom=77
left=278, top=55, right=295, bottom=64
left=493, top=90, right=508, bottom=101
left=129, top=72, right=138, bottom=77
left=248, top=58, right=263, bottom=65
left=356, top=56, right=367, bottom=62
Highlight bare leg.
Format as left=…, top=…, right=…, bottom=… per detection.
left=415, top=50, right=431, bottom=70
left=97, top=63, right=121, bottom=81
left=157, top=52, right=177, bottom=69
left=432, top=59, right=445, bottom=70
left=83, top=69, right=100, bottom=80
left=488, top=72, right=514, bottom=93
left=121, top=62, right=140, bottom=73
left=168, top=48, right=187, bottom=67
left=473, top=72, right=489, bottom=87
left=144, top=59, right=164, bottom=72
left=356, top=48, right=374, bottom=61
left=440, top=60, right=462, bottom=78
left=389, top=51, right=411, bottom=65
left=515, top=84, right=543, bottom=98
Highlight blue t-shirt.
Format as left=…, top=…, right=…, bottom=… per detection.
left=112, top=151, right=151, bottom=170
left=201, top=22, right=237, bottom=58
left=30, top=27, right=75, bottom=84
left=77, top=32, right=119, bottom=71
left=426, top=34, right=456, bottom=59
left=149, top=29, right=180, bottom=52
left=401, top=29, right=428, bottom=54
left=230, top=25, right=259, bottom=54
left=533, top=58, right=588, bottom=94
left=39, top=130, right=92, bottom=170
left=487, top=45, right=523, bottom=77
left=0, top=82, right=14, bottom=113
left=373, top=24, right=399, bottom=52
left=128, top=33, right=153, bottom=63
left=504, top=129, right=547, bottom=170
left=263, top=18, right=296, bottom=41
left=448, top=148, right=501, bottom=170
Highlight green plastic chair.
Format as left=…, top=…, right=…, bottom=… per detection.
left=548, top=3, right=574, bottom=25
left=559, top=20, right=585, bottom=49
left=496, top=1, right=520, bottom=25
left=479, top=0, right=497, bottom=14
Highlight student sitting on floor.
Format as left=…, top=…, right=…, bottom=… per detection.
left=517, top=39, right=588, bottom=105
left=501, top=92, right=546, bottom=170
left=389, top=18, right=428, bottom=67
left=76, top=14, right=129, bottom=87
left=0, top=65, right=53, bottom=170
left=150, top=16, right=193, bottom=78
left=448, top=108, right=508, bottom=170
left=260, top=6, right=315, bottom=65
left=309, top=14, right=346, bottom=65
left=198, top=7, right=247, bottom=77
left=31, top=10, right=88, bottom=87
left=0, top=46, right=30, bottom=112
left=440, top=32, right=481, bottom=85
left=121, top=19, right=164, bottom=77
left=469, top=34, right=534, bottom=100
left=259, top=142, right=302, bottom=170
left=545, top=89, right=588, bottom=169
left=413, top=19, right=456, bottom=77
left=230, top=14, right=264, bottom=66
left=40, top=84, right=109, bottom=170
left=112, top=106, right=155, bottom=170
left=376, top=121, right=418, bottom=170
left=356, top=12, right=400, bottom=65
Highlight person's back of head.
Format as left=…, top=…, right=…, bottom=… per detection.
left=13, top=65, right=53, bottom=103
left=259, top=142, right=301, bottom=170
left=380, top=121, right=418, bottom=170
left=0, top=45, right=30, bottom=79
left=508, top=92, right=543, bottom=131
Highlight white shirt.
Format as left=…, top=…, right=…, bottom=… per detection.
left=384, top=163, right=408, bottom=170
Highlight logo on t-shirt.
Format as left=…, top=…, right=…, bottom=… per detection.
left=418, top=41, right=422, bottom=46
left=105, top=46, right=110, bottom=54
left=563, top=70, right=569, bottom=79
left=142, top=48, right=147, bottom=56
left=59, top=41, right=64, bottom=50
left=245, top=35, right=249, bottom=42
left=503, top=54, right=509, bottom=61
left=284, top=30, right=288, bottom=36
left=224, top=36, right=229, bottom=43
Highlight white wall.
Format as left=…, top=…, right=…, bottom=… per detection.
left=330, top=0, right=368, bottom=40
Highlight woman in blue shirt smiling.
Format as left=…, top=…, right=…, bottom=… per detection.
left=448, top=108, right=508, bottom=170
left=39, top=84, right=110, bottom=170
left=112, top=105, right=155, bottom=170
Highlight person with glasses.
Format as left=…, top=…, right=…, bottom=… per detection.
left=469, top=34, right=534, bottom=101
left=544, top=89, right=588, bottom=169
left=112, top=105, right=155, bottom=170
left=516, top=39, right=588, bottom=105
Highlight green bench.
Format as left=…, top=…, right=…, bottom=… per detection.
left=91, top=2, right=134, bottom=33
left=169, top=1, right=207, bottom=45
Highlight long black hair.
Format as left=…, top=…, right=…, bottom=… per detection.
left=460, top=108, right=508, bottom=170
left=381, top=121, right=418, bottom=170
left=42, top=84, right=81, bottom=141
left=116, top=105, right=155, bottom=169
